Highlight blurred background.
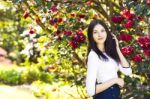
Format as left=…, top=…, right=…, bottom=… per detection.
left=0, top=0, right=150, bottom=99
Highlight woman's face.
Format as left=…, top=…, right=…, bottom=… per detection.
left=93, top=24, right=107, bottom=44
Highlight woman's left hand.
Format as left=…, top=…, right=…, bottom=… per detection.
left=111, top=33, right=119, bottom=49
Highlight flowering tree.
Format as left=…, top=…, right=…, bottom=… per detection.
left=11, top=0, right=150, bottom=98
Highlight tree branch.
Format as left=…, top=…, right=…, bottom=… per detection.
left=51, top=0, right=86, bottom=4
left=91, top=1, right=109, bottom=20
left=24, top=1, right=52, bottom=33
left=72, top=51, right=85, bottom=67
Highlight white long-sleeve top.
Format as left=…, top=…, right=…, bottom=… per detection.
left=86, top=50, right=132, bottom=96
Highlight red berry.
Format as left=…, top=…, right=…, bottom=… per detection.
left=78, top=14, right=85, bottom=18
left=70, top=13, right=76, bottom=17
left=58, top=18, right=63, bottom=23
left=29, top=29, right=35, bottom=34
left=23, top=11, right=29, bottom=19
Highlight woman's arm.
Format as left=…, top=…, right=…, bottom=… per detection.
left=86, top=51, right=99, bottom=96
left=96, top=78, right=124, bottom=94
left=116, top=47, right=130, bottom=68
left=111, top=33, right=132, bottom=75
left=111, top=33, right=130, bottom=67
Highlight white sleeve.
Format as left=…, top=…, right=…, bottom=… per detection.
left=118, top=63, right=132, bottom=76
left=86, top=51, right=99, bottom=96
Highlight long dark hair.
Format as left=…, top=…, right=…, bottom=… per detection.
left=87, top=19, right=120, bottom=62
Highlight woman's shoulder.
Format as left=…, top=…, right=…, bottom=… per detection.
left=88, top=49, right=98, bottom=58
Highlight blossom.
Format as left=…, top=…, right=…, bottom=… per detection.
left=118, top=33, right=132, bottom=42
left=64, top=30, right=72, bottom=36
left=121, top=9, right=135, bottom=20
left=111, top=16, right=124, bottom=23
left=69, top=41, right=78, bottom=49
left=121, top=46, right=134, bottom=55
left=137, top=36, right=150, bottom=50
left=49, top=6, right=58, bottom=12
left=125, top=20, right=134, bottom=29
left=132, top=54, right=142, bottom=62
left=144, top=50, right=150, bottom=57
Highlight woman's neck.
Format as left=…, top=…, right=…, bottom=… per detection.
left=97, top=44, right=105, bottom=52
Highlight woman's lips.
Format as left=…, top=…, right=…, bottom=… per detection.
left=98, top=38, right=103, bottom=40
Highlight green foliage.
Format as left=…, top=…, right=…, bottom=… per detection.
left=23, top=67, right=40, bottom=84
left=39, top=72, right=54, bottom=84
left=0, top=69, right=21, bottom=85
left=0, top=0, right=150, bottom=99
left=0, top=67, right=55, bottom=85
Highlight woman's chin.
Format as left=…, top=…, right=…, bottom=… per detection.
left=97, top=42, right=105, bottom=45
left=96, top=40, right=105, bottom=44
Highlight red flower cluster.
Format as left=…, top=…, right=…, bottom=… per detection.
left=124, top=20, right=134, bottom=29
left=144, top=50, right=150, bottom=57
left=111, top=16, right=124, bottom=23
left=49, top=18, right=63, bottom=25
left=132, top=54, right=142, bottom=62
left=121, top=9, right=135, bottom=20
left=73, top=31, right=85, bottom=43
left=112, top=9, right=138, bottom=29
left=137, top=36, right=150, bottom=57
left=69, top=31, right=85, bottom=49
left=63, top=30, right=72, bottom=36
left=49, top=6, right=58, bottom=13
left=70, top=13, right=85, bottom=19
left=137, top=36, right=150, bottom=50
left=121, top=46, right=134, bottom=56
left=118, top=33, right=132, bottom=42
left=69, top=41, right=78, bottom=49
left=121, top=9, right=136, bottom=29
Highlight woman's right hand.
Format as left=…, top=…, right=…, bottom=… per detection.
left=114, top=78, right=124, bottom=88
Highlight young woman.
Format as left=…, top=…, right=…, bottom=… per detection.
left=86, top=19, right=132, bottom=99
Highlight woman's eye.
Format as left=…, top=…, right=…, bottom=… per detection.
left=101, top=30, right=105, bottom=32
left=93, top=32, right=97, bottom=34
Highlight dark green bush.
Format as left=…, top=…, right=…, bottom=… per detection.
left=0, top=67, right=55, bottom=85
left=0, top=69, right=22, bottom=85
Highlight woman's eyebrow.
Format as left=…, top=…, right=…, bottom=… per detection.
left=93, top=30, right=98, bottom=32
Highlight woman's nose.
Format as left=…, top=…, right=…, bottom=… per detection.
left=97, top=32, right=102, bottom=36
